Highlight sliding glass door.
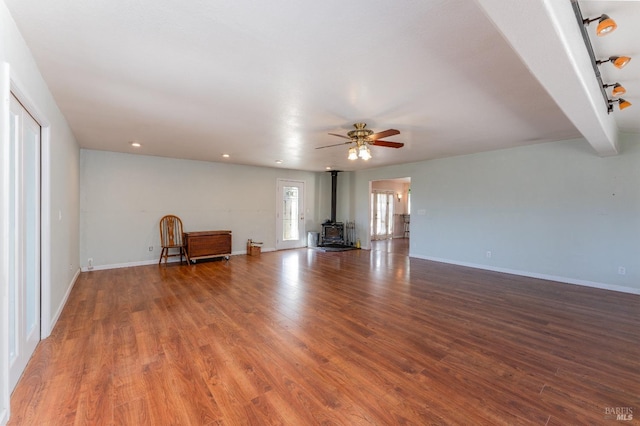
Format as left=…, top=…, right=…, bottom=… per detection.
left=370, top=191, right=394, bottom=240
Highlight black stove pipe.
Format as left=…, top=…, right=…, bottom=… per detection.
left=330, top=171, right=338, bottom=223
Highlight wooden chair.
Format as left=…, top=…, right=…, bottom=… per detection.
left=158, top=215, right=189, bottom=265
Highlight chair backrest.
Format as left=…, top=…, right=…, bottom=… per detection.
left=159, top=215, right=184, bottom=247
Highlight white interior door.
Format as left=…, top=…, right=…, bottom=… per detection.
left=276, top=180, right=305, bottom=250
left=370, top=191, right=394, bottom=240
left=8, top=94, right=41, bottom=392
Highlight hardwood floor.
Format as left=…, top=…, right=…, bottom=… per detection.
left=370, top=238, right=409, bottom=256
left=9, top=247, right=639, bottom=425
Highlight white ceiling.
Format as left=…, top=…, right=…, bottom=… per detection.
left=5, top=0, right=639, bottom=171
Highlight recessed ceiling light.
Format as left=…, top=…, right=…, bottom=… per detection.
left=325, top=166, right=332, bottom=170
left=130, top=141, right=141, bottom=148
left=275, top=160, right=283, bottom=164
left=222, top=154, right=230, bottom=158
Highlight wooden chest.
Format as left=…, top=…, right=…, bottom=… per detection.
left=183, top=230, right=232, bottom=262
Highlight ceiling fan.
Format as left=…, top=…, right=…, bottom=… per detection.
left=316, top=123, right=403, bottom=160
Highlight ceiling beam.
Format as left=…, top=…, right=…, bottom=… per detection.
left=477, top=0, right=619, bottom=156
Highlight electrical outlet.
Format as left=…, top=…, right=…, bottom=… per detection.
left=618, top=266, right=626, bottom=275
left=486, top=251, right=492, bottom=259
left=148, top=246, right=153, bottom=251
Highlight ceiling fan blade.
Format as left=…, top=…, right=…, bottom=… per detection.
left=328, top=132, right=352, bottom=140
left=371, top=140, right=404, bottom=148
left=316, top=141, right=353, bottom=149
left=369, top=129, right=400, bottom=140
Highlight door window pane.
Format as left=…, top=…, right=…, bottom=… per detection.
left=282, top=186, right=299, bottom=241
left=376, top=193, right=386, bottom=236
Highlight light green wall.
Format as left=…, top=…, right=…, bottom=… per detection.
left=345, top=137, right=640, bottom=293
left=80, top=150, right=326, bottom=268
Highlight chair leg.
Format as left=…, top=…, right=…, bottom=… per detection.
left=159, top=247, right=191, bottom=265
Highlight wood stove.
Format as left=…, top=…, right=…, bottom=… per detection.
left=320, top=171, right=347, bottom=246
left=321, top=222, right=344, bottom=246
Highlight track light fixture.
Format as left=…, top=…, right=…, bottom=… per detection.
left=572, top=2, right=632, bottom=113
left=597, top=56, right=632, bottom=69
left=603, top=83, right=626, bottom=97
left=583, top=14, right=617, bottom=36
left=608, top=98, right=632, bottom=113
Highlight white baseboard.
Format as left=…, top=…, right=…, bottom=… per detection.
left=81, top=258, right=166, bottom=272
left=43, top=268, right=81, bottom=338
left=81, top=251, right=639, bottom=295
left=410, top=254, right=640, bottom=295
left=80, top=250, right=639, bottom=295
left=79, top=249, right=279, bottom=273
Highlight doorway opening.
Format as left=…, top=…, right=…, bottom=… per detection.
left=370, top=177, right=410, bottom=251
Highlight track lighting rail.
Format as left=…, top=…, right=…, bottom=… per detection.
left=571, top=1, right=632, bottom=114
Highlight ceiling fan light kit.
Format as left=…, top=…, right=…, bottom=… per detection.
left=317, top=122, right=404, bottom=161
left=347, top=147, right=358, bottom=160
left=573, top=2, right=633, bottom=114
left=357, top=144, right=372, bottom=161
